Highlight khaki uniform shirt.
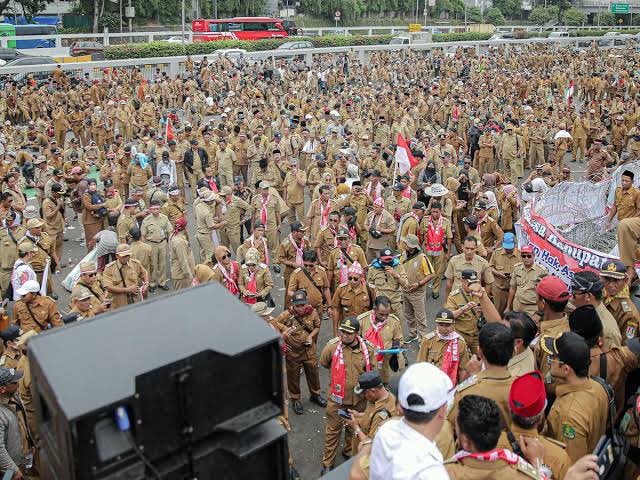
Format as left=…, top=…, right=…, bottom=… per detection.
left=327, top=245, right=368, bottom=287
left=102, top=258, right=148, bottom=309
left=238, top=264, right=273, bottom=299
left=367, top=264, right=407, bottom=303
left=284, top=170, right=306, bottom=205
left=288, top=266, right=329, bottom=308
left=489, top=248, right=521, bottom=291
left=19, top=234, right=51, bottom=273
left=313, top=226, right=336, bottom=266
left=141, top=213, right=171, bottom=243
left=170, top=232, right=195, bottom=280
left=445, top=456, right=540, bottom=479
left=384, top=195, right=412, bottom=222
left=72, top=279, right=106, bottom=312
left=510, top=263, right=547, bottom=310
left=365, top=210, right=396, bottom=250
left=222, top=196, right=252, bottom=230
left=417, top=332, right=471, bottom=380
left=0, top=227, right=25, bottom=272
left=448, top=368, right=514, bottom=429
left=195, top=202, right=216, bottom=235
left=445, top=253, right=494, bottom=291
left=320, top=337, right=377, bottom=406
left=276, top=309, right=321, bottom=353
left=614, top=186, right=640, bottom=220
left=162, top=199, right=186, bottom=227
left=117, top=213, right=135, bottom=243
left=330, top=283, right=374, bottom=322
left=358, top=311, right=403, bottom=382
left=604, top=291, right=640, bottom=344
left=535, top=315, right=570, bottom=384
left=251, top=194, right=280, bottom=231
left=12, top=296, right=62, bottom=333
left=596, top=301, right=622, bottom=350
left=589, top=345, right=640, bottom=413
left=445, top=289, right=482, bottom=338
left=507, top=347, right=536, bottom=379
left=544, top=378, right=609, bottom=462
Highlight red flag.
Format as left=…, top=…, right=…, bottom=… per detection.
left=395, top=133, right=419, bottom=174
left=166, top=118, right=174, bottom=141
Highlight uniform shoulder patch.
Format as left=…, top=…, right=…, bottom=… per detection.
left=622, top=300, right=632, bottom=313
left=375, top=409, right=390, bottom=420
left=317, top=265, right=326, bottom=271
left=456, top=374, right=478, bottom=392
left=357, top=311, right=370, bottom=321
left=562, top=423, right=575, bottom=439
left=328, top=337, right=340, bottom=345
left=516, top=458, right=539, bottom=479
left=425, top=331, right=436, bottom=340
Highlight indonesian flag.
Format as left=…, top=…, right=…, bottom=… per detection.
left=565, top=80, right=574, bottom=105
left=166, top=118, right=175, bottom=141
left=395, top=133, right=419, bottom=175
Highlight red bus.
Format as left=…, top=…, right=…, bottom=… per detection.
left=192, top=17, right=298, bottom=42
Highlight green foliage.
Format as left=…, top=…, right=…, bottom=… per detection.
left=562, top=7, right=585, bottom=26
left=433, top=32, right=492, bottom=41
left=528, top=6, right=558, bottom=25
left=98, top=13, right=121, bottom=32
left=15, top=0, right=53, bottom=22
left=493, top=0, right=522, bottom=19
left=569, top=28, right=640, bottom=36
left=467, top=6, right=482, bottom=22
left=484, top=7, right=506, bottom=25
left=593, top=11, right=616, bottom=26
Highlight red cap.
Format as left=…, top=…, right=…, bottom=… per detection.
left=509, top=370, right=546, bottom=418
left=536, top=275, right=570, bottom=302
left=520, top=245, right=534, bottom=254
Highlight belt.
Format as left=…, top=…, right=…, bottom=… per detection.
left=147, top=239, right=166, bottom=244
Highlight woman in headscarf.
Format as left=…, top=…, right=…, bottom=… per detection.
left=482, top=191, right=500, bottom=222
left=209, top=245, right=240, bottom=296
left=418, top=160, right=440, bottom=203
left=521, top=177, right=549, bottom=204
left=500, top=183, right=521, bottom=233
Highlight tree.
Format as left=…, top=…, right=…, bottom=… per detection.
left=493, top=0, right=522, bottom=19
left=15, top=0, right=53, bottom=22
left=485, top=6, right=506, bottom=25
left=593, top=11, right=616, bottom=26
left=563, top=7, right=585, bottom=25
left=529, top=6, right=549, bottom=24
left=467, top=5, right=482, bottom=22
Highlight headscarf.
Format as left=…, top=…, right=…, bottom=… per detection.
left=484, top=191, right=500, bottom=212
left=482, top=173, right=496, bottom=188
left=214, top=246, right=231, bottom=264
left=502, top=184, right=521, bottom=209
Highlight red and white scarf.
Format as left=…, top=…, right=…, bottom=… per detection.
left=260, top=194, right=270, bottom=224
left=330, top=336, right=371, bottom=404
left=250, top=235, right=269, bottom=265
left=215, top=261, right=239, bottom=296
left=452, top=449, right=548, bottom=479
left=319, top=200, right=332, bottom=228
left=244, top=270, right=257, bottom=304
left=364, top=311, right=387, bottom=366
left=402, top=186, right=414, bottom=200
left=438, top=331, right=461, bottom=385
left=289, top=233, right=305, bottom=266
left=425, top=215, right=445, bottom=255
left=338, top=246, right=352, bottom=284
left=367, top=182, right=383, bottom=201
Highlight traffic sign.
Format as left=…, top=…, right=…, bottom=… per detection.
left=611, top=3, right=629, bottom=13
left=409, top=23, right=422, bottom=32
left=334, top=10, right=341, bottom=18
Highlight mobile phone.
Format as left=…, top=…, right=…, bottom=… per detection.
left=338, top=409, right=352, bottom=420
left=593, top=435, right=614, bottom=478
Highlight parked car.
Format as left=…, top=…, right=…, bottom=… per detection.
left=70, top=41, right=104, bottom=57
left=275, top=40, right=313, bottom=58
left=3, top=56, right=56, bottom=67
left=0, top=48, right=25, bottom=61
left=0, top=56, right=57, bottom=83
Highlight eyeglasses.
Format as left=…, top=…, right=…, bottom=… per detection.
left=348, top=276, right=360, bottom=281
left=521, top=254, right=533, bottom=258
left=84, top=272, right=97, bottom=277
left=222, top=254, right=231, bottom=260
left=246, top=263, right=256, bottom=267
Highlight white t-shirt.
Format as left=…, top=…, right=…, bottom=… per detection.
left=370, top=418, right=450, bottom=480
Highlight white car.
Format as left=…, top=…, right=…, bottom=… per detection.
left=212, top=48, right=248, bottom=58
left=165, top=36, right=189, bottom=44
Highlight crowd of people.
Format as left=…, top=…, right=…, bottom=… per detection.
left=0, top=39, right=639, bottom=479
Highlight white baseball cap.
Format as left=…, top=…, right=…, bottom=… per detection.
left=16, top=280, right=40, bottom=296
left=399, top=362, right=454, bottom=413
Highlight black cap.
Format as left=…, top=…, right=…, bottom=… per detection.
left=379, top=248, right=395, bottom=258
left=0, top=326, right=21, bottom=343
left=339, top=316, right=360, bottom=333
left=233, top=175, right=243, bottom=185
left=354, top=370, right=383, bottom=394
left=393, top=182, right=404, bottom=191
left=336, top=227, right=350, bottom=238
left=371, top=169, right=381, bottom=177
left=290, top=221, right=306, bottom=232
left=162, top=151, right=170, bottom=158
left=569, top=305, right=603, bottom=343
left=542, top=332, right=590, bottom=373
left=461, top=269, right=479, bottom=283
left=474, top=201, right=487, bottom=210
left=53, top=168, right=63, bottom=176
left=463, top=215, right=478, bottom=228
left=190, top=139, right=198, bottom=145
left=571, top=271, right=604, bottom=294
left=291, top=290, right=308, bottom=305
left=51, top=183, right=65, bottom=193
left=623, top=170, right=635, bottom=180
left=343, top=207, right=356, bottom=216
left=412, top=201, right=426, bottom=210
left=435, top=308, right=454, bottom=324
left=168, top=139, right=177, bottom=146
left=124, top=198, right=138, bottom=207
left=600, top=259, right=627, bottom=280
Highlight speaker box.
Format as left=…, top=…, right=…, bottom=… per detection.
left=29, top=284, right=287, bottom=480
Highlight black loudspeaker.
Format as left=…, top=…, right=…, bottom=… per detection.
left=29, top=284, right=287, bottom=480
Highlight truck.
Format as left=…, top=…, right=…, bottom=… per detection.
left=389, top=32, right=434, bottom=46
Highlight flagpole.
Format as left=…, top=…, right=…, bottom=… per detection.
left=392, top=134, right=399, bottom=183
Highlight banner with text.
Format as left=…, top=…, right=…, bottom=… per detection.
left=516, top=206, right=618, bottom=286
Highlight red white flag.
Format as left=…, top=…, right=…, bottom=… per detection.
left=166, top=118, right=175, bottom=141
left=565, top=80, right=574, bottom=106
left=395, top=133, right=419, bottom=175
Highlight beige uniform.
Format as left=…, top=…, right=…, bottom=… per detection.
left=367, top=263, right=407, bottom=324
left=510, top=263, right=547, bottom=317
left=102, top=259, right=148, bottom=309
left=417, top=331, right=471, bottom=384
left=141, top=213, right=171, bottom=288
left=170, top=231, right=195, bottom=290
left=358, top=311, right=403, bottom=383
left=445, top=253, right=495, bottom=292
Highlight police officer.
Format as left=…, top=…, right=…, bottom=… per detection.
left=320, top=316, right=376, bottom=474
left=140, top=200, right=171, bottom=291
left=488, top=232, right=521, bottom=316
left=346, top=370, right=397, bottom=454
left=541, top=332, right=609, bottom=462
left=275, top=290, right=326, bottom=415
left=417, top=308, right=471, bottom=386
left=601, top=258, right=640, bottom=344
left=358, top=296, right=403, bottom=384
left=12, top=280, right=62, bottom=333
left=506, top=245, right=547, bottom=318
left=497, top=370, right=572, bottom=480
left=330, top=262, right=374, bottom=337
